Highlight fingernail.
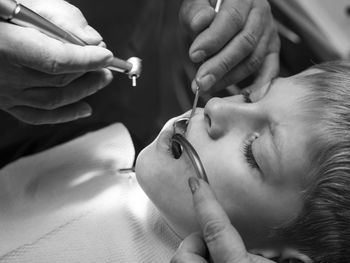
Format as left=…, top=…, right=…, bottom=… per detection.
left=98, top=41, right=107, bottom=48
left=197, top=74, right=216, bottom=91
left=188, top=177, right=200, bottom=194
left=191, top=79, right=199, bottom=93
left=191, top=50, right=206, bottom=63
left=85, top=25, right=103, bottom=41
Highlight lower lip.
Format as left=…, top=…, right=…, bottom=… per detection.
left=156, top=125, right=175, bottom=156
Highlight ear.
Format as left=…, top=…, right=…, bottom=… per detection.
left=280, top=248, right=313, bottom=263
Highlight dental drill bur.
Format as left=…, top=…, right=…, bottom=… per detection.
left=0, top=0, right=142, bottom=86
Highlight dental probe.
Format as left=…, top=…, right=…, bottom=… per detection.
left=118, top=167, right=135, bottom=174
left=215, top=0, right=223, bottom=12
left=189, top=86, right=199, bottom=121
left=189, top=0, right=222, bottom=121
left=0, top=0, right=142, bottom=86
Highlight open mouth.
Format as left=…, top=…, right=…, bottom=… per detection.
left=169, top=117, right=190, bottom=159
left=171, top=140, right=183, bottom=159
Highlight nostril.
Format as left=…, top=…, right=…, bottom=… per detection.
left=205, top=113, right=211, bottom=127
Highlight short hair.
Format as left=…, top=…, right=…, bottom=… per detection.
left=275, top=61, right=350, bottom=263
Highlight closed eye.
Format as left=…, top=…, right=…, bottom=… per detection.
left=243, top=140, right=260, bottom=170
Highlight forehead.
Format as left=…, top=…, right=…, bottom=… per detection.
left=263, top=77, right=310, bottom=109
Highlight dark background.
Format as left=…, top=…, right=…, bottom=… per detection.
left=0, top=0, right=345, bottom=167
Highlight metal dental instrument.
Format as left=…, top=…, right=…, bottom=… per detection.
left=0, top=0, right=142, bottom=86
left=172, top=117, right=209, bottom=183
left=188, top=0, right=222, bottom=120
left=189, top=85, right=200, bottom=122
left=117, top=117, right=209, bottom=182
left=215, top=0, right=223, bottom=13
left=118, top=167, right=135, bottom=174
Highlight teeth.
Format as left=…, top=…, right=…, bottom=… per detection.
left=171, top=141, right=183, bottom=159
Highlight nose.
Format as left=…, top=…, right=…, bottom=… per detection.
left=204, top=97, right=265, bottom=139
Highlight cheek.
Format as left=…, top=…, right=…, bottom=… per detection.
left=135, top=139, right=197, bottom=210
left=192, top=139, right=266, bottom=222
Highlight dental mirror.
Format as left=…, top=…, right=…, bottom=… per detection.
left=171, top=117, right=209, bottom=183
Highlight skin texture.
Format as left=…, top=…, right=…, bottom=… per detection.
left=171, top=177, right=278, bottom=263
left=0, top=0, right=114, bottom=124
left=179, top=0, right=280, bottom=93
left=136, top=76, right=317, bottom=251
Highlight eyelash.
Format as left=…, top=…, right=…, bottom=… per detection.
left=241, top=90, right=252, bottom=103
left=243, top=136, right=260, bottom=170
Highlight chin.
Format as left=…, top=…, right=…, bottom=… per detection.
left=135, top=120, right=200, bottom=238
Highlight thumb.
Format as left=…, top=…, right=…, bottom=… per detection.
left=188, top=177, right=250, bottom=263
left=26, top=0, right=103, bottom=45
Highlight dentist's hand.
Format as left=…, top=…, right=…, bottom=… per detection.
left=171, top=177, right=276, bottom=263
left=180, top=0, right=280, bottom=93
left=0, top=0, right=114, bottom=125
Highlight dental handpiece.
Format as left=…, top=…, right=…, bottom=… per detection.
left=0, top=0, right=142, bottom=86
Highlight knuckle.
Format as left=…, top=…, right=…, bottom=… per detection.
left=246, top=56, right=262, bottom=73
left=242, top=32, right=258, bottom=50
left=42, top=49, right=66, bottom=74
left=224, top=6, right=244, bottom=29
left=33, top=96, right=49, bottom=109
left=48, top=58, right=63, bottom=74
left=202, top=219, right=227, bottom=244
left=218, top=56, right=234, bottom=75
left=48, top=91, right=63, bottom=110
left=54, top=74, right=75, bottom=87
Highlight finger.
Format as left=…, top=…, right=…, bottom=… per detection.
left=250, top=53, right=279, bottom=93
left=180, top=0, right=216, bottom=37
left=1, top=23, right=113, bottom=74
left=15, top=69, right=113, bottom=110
left=194, top=4, right=267, bottom=92
left=4, top=67, right=84, bottom=88
left=189, top=0, right=252, bottom=63
left=170, top=253, right=208, bottom=263
left=172, top=235, right=208, bottom=263
left=198, top=22, right=275, bottom=93
left=188, top=177, right=250, bottom=263
left=26, top=0, right=103, bottom=45
left=249, top=37, right=280, bottom=91
left=7, top=102, right=92, bottom=125
left=177, top=233, right=208, bottom=257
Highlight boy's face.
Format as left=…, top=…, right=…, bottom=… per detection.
left=136, top=76, right=316, bottom=248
